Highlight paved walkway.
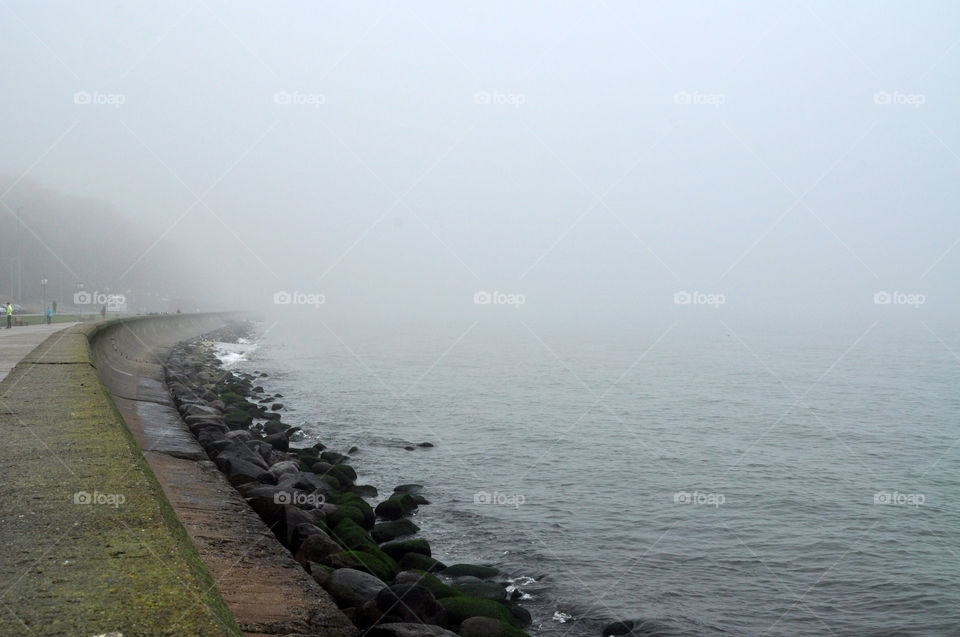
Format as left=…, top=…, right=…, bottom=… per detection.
left=0, top=322, right=238, bottom=635
left=0, top=323, right=78, bottom=381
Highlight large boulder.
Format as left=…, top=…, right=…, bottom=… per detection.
left=398, top=553, right=446, bottom=573
left=375, top=584, right=445, bottom=625
left=267, top=460, right=301, bottom=479
left=458, top=617, right=511, bottom=637
left=375, top=493, right=419, bottom=520
left=366, top=624, right=458, bottom=637
left=215, top=446, right=275, bottom=486
left=439, top=597, right=514, bottom=627
left=380, top=538, right=430, bottom=560
left=294, top=531, right=342, bottom=565
left=324, top=567, right=387, bottom=609
left=394, top=570, right=460, bottom=600
left=331, top=518, right=375, bottom=551
left=324, top=549, right=397, bottom=582
left=456, top=581, right=507, bottom=602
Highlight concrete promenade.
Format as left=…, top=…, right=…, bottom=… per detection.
left=0, top=318, right=239, bottom=636
left=0, top=322, right=78, bottom=381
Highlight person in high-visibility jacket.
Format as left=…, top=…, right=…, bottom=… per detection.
left=5, top=303, right=12, bottom=329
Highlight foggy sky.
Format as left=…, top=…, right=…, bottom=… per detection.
left=1, top=1, right=957, bottom=324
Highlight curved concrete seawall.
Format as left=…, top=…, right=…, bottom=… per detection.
left=0, top=314, right=354, bottom=637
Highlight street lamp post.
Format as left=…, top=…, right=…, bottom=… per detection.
left=16, top=207, right=22, bottom=301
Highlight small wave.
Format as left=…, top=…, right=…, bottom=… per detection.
left=552, top=610, right=573, bottom=623
left=213, top=340, right=257, bottom=367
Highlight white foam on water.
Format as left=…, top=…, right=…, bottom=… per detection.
left=552, top=611, right=573, bottom=623
left=213, top=340, right=257, bottom=367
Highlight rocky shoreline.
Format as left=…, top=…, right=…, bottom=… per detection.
left=163, top=322, right=534, bottom=637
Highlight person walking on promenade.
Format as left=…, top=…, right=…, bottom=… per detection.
left=45, top=307, right=52, bottom=325
left=100, top=305, right=106, bottom=320
left=5, top=303, right=12, bottom=329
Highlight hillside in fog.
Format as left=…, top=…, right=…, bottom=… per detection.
left=0, top=175, right=201, bottom=311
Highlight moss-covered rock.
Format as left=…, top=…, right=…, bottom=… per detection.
left=350, top=484, right=379, bottom=498
left=372, top=518, right=420, bottom=543
left=325, top=503, right=366, bottom=528
left=321, top=451, right=350, bottom=465
left=439, top=596, right=514, bottom=627
left=459, top=617, right=532, bottom=637
left=327, top=463, right=357, bottom=487
left=325, top=549, right=396, bottom=583
left=380, top=538, right=431, bottom=560
left=456, top=581, right=507, bottom=602
left=333, top=492, right=375, bottom=528
left=331, top=517, right=376, bottom=551
left=396, top=569, right=460, bottom=600
left=375, top=493, right=418, bottom=520
left=398, top=552, right=447, bottom=573
left=223, top=410, right=252, bottom=429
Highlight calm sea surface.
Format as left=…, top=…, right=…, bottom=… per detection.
left=223, top=318, right=960, bottom=636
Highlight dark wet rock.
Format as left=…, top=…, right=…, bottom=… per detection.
left=309, top=561, right=333, bottom=587
left=202, top=438, right=232, bottom=455
left=214, top=443, right=274, bottom=486
left=398, top=552, right=447, bottom=573
left=264, top=420, right=289, bottom=435
left=458, top=617, right=512, bottom=637
left=295, top=531, right=342, bottom=566
left=350, top=484, right=379, bottom=498
left=289, top=522, right=325, bottom=554
left=265, top=430, right=291, bottom=451
left=276, top=471, right=327, bottom=496
left=505, top=602, right=531, bottom=627
left=393, top=484, right=424, bottom=494
left=184, top=414, right=227, bottom=429
left=372, top=519, right=420, bottom=543
left=310, top=460, right=334, bottom=475
left=418, top=442, right=434, bottom=448
left=225, top=430, right=254, bottom=442
left=395, top=570, right=460, bottom=600
left=442, top=564, right=499, bottom=580
left=602, top=621, right=635, bottom=636
left=348, top=445, right=359, bottom=454
left=267, top=459, right=301, bottom=479
left=324, top=567, right=387, bottom=609
left=184, top=403, right=221, bottom=417
left=375, top=493, right=419, bottom=520
left=403, top=446, right=415, bottom=451
left=321, top=451, right=350, bottom=465
left=380, top=538, right=431, bottom=560
left=281, top=505, right=318, bottom=545
left=366, top=623, right=459, bottom=637
left=376, top=584, right=445, bottom=624
left=271, top=403, right=284, bottom=410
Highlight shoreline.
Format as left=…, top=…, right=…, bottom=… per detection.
left=165, top=322, right=536, bottom=637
